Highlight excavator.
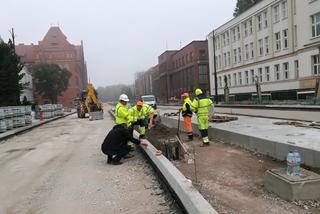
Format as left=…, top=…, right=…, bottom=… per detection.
left=76, top=83, right=103, bottom=120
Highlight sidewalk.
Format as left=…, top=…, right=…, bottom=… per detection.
left=159, top=109, right=320, bottom=168
left=0, top=111, right=76, bottom=142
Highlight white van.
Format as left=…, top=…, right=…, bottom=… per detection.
left=141, top=95, right=157, bottom=109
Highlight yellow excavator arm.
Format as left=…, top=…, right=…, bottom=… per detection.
left=85, top=83, right=102, bottom=112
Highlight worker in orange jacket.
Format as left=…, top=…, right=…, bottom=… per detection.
left=180, top=92, right=194, bottom=140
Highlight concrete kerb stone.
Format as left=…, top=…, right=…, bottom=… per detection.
left=0, top=111, right=76, bottom=142
left=109, top=110, right=218, bottom=214
left=160, top=116, right=320, bottom=168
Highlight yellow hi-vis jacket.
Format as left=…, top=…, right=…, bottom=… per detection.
left=192, top=96, right=213, bottom=117
left=143, top=104, right=154, bottom=116
left=128, top=106, right=145, bottom=122
left=115, top=102, right=131, bottom=125
left=182, top=97, right=193, bottom=117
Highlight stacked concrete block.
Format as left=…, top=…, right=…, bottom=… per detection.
left=36, top=104, right=64, bottom=119
left=0, top=106, right=33, bottom=133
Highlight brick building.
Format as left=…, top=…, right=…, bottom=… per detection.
left=15, top=26, right=88, bottom=107
left=136, top=40, right=210, bottom=103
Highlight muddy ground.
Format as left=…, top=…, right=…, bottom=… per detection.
left=147, top=124, right=320, bottom=214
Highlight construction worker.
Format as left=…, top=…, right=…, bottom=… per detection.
left=192, top=89, right=213, bottom=146
left=129, top=100, right=155, bottom=138
left=142, top=102, right=155, bottom=132
left=115, top=94, right=131, bottom=126
left=180, top=92, right=193, bottom=140
left=101, top=123, right=148, bottom=165
left=115, top=94, right=135, bottom=158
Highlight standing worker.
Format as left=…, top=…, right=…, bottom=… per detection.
left=192, top=89, right=213, bottom=146
left=115, top=94, right=131, bottom=126
left=180, top=92, right=194, bottom=141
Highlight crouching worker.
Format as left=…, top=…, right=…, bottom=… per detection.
left=101, top=124, right=148, bottom=165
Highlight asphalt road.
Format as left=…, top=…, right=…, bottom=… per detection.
left=0, top=111, right=179, bottom=214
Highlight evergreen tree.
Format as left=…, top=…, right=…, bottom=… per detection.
left=32, top=63, right=71, bottom=104
left=0, top=40, right=24, bottom=106
left=234, top=0, right=262, bottom=17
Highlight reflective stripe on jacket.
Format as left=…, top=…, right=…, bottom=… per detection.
left=192, top=95, right=213, bottom=117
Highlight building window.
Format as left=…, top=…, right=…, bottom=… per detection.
left=219, top=76, right=222, bottom=88
left=218, top=55, right=222, bottom=69
left=275, top=32, right=281, bottom=51
left=245, top=44, right=249, bottom=60
left=233, top=49, right=237, bottom=64
left=258, top=68, right=263, bottom=82
left=233, top=73, right=237, bottom=86
left=186, top=54, right=189, bottom=63
left=226, top=31, right=230, bottom=45
left=264, top=10, right=268, bottom=28
left=294, top=25, right=298, bottom=47
left=283, top=29, right=288, bottom=49
left=249, top=19, right=253, bottom=35
left=294, top=60, right=299, bottom=79
left=199, top=65, right=208, bottom=83
left=245, top=70, right=249, bottom=84
left=224, top=53, right=227, bottom=66
left=250, top=42, right=254, bottom=59
left=258, top=39, right=263, bottom=56
left=190, top=52, right=193, bottom=61
left=237, top=26, right=241, bottom=40
left=238, top=48, right=242, bottom=62
left=223, top=34, right=226, bottom=46
left=244, top=22, right=248, bottom=37
left=283, top=62, right=289, bottom=79
left=250, top=69, right=255, bottom=83
left=227, top=52, right=231, bottom=66
left=282, top=1, right=288, bottom=19
left=257, top=15, right=262, bottom=31
left=265, top=66, right=270, bottom=81
left=232, top=28, right=236, bottom=42
left=275, top=64, right=280, bottom=80
left=182, top=56, right=185, bottom=65
left=265, top=36, right=269, bottom=55
left=228, top=74, right=231, bottom=86
left=238, top=72, right=242, bottom=85
left=273, top=5, right=280, bottom=23
left=311, top=13, right=320, bottom=38
left=312, top=55, right=320, bottom=75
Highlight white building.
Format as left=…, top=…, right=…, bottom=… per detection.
left=20, top=66, right=34, bottom=103
left=208, top=0, right=320, bottom=102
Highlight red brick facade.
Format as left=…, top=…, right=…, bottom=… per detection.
left=135, top=41, right=210, bottom=103
left=16, top=26, right=88, bottom=107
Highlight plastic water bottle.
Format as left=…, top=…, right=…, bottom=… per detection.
left=293, top=150, right=302, bottom=176
left=286, top=151, right=295, bottom=176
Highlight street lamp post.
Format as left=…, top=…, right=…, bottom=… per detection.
left=212, top=30, right=219, bottom=104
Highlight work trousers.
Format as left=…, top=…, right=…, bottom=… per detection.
left=102, top=147, right=131, bottom=162
left=183, top=116, right=193, bottom=139
left=197, top=115, right=209, bottom=144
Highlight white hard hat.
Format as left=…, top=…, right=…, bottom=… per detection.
left=119, top=94, right=129, bottom=102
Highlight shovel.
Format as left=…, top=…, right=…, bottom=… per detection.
left=177, top=109, right=181, bottom=139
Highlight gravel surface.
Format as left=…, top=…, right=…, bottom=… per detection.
left=0, top=112, right=180, bottom=214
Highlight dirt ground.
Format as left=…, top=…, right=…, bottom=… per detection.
left=147, top=124, right=320, bottom=214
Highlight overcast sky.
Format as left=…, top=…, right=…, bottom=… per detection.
left=0, top=0, right=236, bottom=87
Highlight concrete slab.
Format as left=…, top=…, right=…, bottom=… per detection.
left=159, top=109, right=320, bottom=167
left=0, top=112, right=76, bottom=142
left=264, top=168, right=320, bottom=201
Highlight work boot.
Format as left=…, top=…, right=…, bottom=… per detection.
left=112, top=161, right=123, bottom=165
left=124, top=153, right=135, bottom=159
left=188, top=135, right=194, bottom=141
left=200, top=142, right=210, bottom=147
left=107, top=156, right=113, bottom=164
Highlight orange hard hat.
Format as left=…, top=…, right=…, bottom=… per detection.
left=137, top=101, right=143, bottom=106
left=181, top=92, right=189, bottom=98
